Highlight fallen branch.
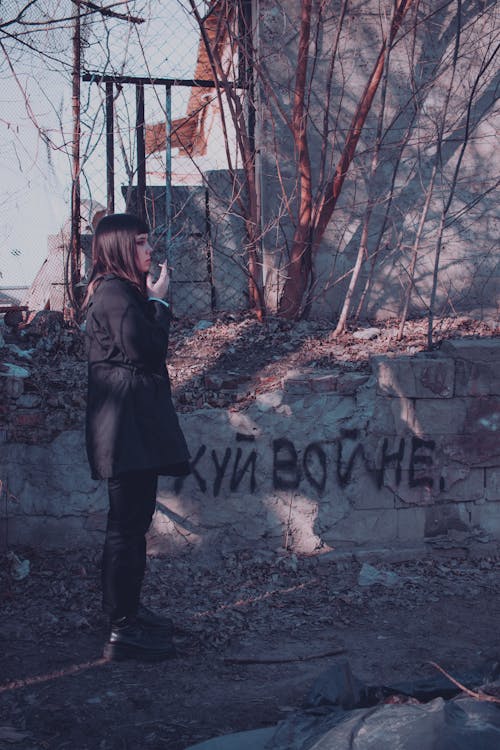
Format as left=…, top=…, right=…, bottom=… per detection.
left=77, top=1, right=144, bottom=24
left=0, top=658, right=108, bottom=694
left=429, top=661, right=500, bottom=704
left=224, top=647, right=345, bottom=665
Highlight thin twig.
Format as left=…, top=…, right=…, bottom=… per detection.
left=224, top=647, right=345, bottom=665
left=429, top=661, right=500, bottom=704
left=76, top=1, right=144, bottom=24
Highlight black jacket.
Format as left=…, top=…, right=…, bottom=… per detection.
left=85, top=275, right=190, bottom=480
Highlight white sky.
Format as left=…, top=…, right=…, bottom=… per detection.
left=0, top=0, right=203, bottom=286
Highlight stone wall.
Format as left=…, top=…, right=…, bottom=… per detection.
left=1, top=337, right=498, bottom=559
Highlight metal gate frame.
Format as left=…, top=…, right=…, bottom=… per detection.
left=81, top=0, right=255, bottom=252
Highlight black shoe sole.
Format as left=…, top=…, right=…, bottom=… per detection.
left=140, top=621, right=189, bottom=635
left=136, top=619, right=175, bottom=636
left=103, top=641, right=176, bottom=662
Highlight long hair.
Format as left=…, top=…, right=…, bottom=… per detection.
left=84, top=213, right=150, bottom=306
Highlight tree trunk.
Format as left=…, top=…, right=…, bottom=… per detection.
left=278, top=0, right=413, bottom=319
left=278, top=0, right=313, bottom=319
left=69, top=0, right=82, bottom=320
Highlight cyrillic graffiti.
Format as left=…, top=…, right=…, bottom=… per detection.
left=174, top=431, right=439, bottom=496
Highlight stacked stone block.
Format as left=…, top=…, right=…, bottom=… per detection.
left=1, top=338, right=499, bottom=558
left=369, top=339, right=500, bottom=545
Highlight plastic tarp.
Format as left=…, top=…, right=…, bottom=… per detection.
left=185, top=661, right=500, bottom=750
left=270, top=696, right=500, bottom=749
left=269, top=660, right=500, bottom=750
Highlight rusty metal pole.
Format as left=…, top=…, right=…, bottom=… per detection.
left=136, top=83, right=146, bottom=220
left=70, top=0, right=82, bottom=318
left=165, top=84, right=172, bottom=246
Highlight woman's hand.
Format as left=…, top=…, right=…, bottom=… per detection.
left=147, top=263, right=170, bottom=299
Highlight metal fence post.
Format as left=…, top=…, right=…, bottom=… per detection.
left=105, top=80, right=115, bottom=214
left=165, top=83, right=172, bottom=253
left=136, top=83, right=146, bottom=220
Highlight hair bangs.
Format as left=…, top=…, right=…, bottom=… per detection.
left=84, top=213, right=151, bottom=306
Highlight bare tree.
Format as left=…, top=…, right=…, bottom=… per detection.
left=72, top=0, right=499, bottom=329
left=0, top=1, right=144, bottom=316
left=275, top=0, right=414, bottom=318
left=200, top=0, right=498, bottom=324
left=426, top=4, right=499, bottom=346
left=5, top=0, right=496, bottom=330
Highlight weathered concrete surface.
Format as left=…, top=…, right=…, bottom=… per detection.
left=1, top=339, right=499, bottom=557
left=1, top=431, right=104, bottom=548
left=374, top=355, right=455, bottom=398
left=256, top=0, right=499, bottom=322
left=442, top=339, right=500, bottom=397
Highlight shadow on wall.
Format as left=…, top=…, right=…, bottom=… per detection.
left=261, top=3, right=499, bottom=323
left=151, top=317, right=336, bottom=557
left=311, top=341, right=500, bottom=550
left=150, top=339, right=500, bottom=560
left=1, top=309, right=498, bottom=559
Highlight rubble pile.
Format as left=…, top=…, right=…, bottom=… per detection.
left=0, top=310, right=496, bottom=444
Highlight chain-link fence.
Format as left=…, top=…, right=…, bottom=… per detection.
left=0, top=0, right=73, bottom=307
left=1, top=1, right=254, bottom=318
left=2, top=1, right=498, bottom=327
left=79, top=0, right=251, bottom=318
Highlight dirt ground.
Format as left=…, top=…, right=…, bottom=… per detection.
left=2, top=309, right=497, bottom=419
left=1, top=313, right=499, bottom=749
left=1, top=546, right=500, bottom=750
left=166, top=313, right=497, bottom=411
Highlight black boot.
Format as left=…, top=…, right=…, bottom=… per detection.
left=136, top=603, right=175, bottom=634
left=103, top=616, right=176, bottom=662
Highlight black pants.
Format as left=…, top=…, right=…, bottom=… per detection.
left=102, top=469, right=158, bottom=622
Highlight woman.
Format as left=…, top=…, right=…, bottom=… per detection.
left=85, top=213, right=190, bottom=661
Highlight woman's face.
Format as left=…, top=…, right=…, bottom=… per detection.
left=135, top=233, right=153, bottom=274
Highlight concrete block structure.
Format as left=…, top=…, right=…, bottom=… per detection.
left=1, top=338, right=499, bottom=560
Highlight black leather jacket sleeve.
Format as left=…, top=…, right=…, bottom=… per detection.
left=89, top=277, right=171, bottom=373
